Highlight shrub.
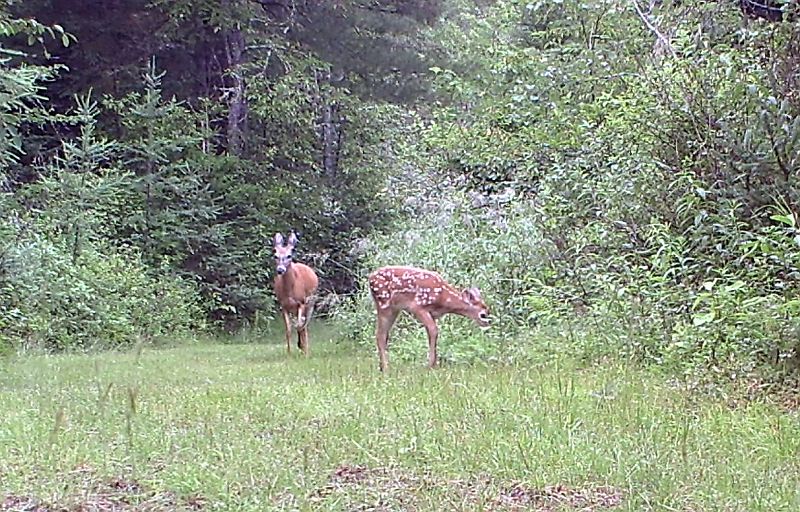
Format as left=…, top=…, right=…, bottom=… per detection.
left=0, top=232, right=203, bottom=351
left=335, top=0, right=800, bottom=383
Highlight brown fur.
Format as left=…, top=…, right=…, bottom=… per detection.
left=368, top=265, right=490, bottom=372
left=273, top=233, right=319, bottom=355
left=274, top=262, right=318, bottom=318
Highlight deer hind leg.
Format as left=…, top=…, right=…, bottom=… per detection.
left=281, top=309, right=293, bottom=354
left=411, top=308, right=439, bottom=368
left=295, top=299, right=314, bottom=356
left=301, top=327, right=310, bottom=356
left=375, top=308, right=398, bottom=373
left=297, top=325, right=309, bottom=356
left=295, top=296, right=316, bottom=329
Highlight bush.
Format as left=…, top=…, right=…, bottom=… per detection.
left=0, top=232, right=203, bottom=351
left=333, top=0, right=800, bottom=383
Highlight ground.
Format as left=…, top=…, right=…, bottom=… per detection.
left=0, top=326, right=798, bottom=511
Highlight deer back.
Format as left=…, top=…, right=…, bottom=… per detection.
left=369, top=266, right=457, bottom=309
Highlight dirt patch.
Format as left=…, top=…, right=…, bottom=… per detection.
left=310, top=464, right=624, bottom=511
left=2, top=478, right=204, bottom=512
left=493, top=483, right=623, bottom=511
left=1, top=496, right=49, bottom=512
left=310, top=465, right=430, bottom=510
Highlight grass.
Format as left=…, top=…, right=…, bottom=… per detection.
left=1, top=323, right=799, bottom=511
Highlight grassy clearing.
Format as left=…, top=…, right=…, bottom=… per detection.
left=1, top=324, right=799, bottom=511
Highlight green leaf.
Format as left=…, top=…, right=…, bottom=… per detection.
left=770, top=213, right=795, bottom=227
left=692, top=311, right=715, bottom=326
left=723, top=281, right=746, bottom=293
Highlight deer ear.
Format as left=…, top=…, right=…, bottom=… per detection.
left=288, top=231, right=299, bottom=247
left=462, top=287, right=481, bottom=303
left=273, top=233, right=284, bottom=247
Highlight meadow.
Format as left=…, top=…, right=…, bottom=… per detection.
left=1, top=325, right=799, bottom=511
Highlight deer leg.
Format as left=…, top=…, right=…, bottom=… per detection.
left=411, top=308, right=439, bottom=368
left=281, top=309, right=293, bottom=354
left=295, top=303, right=306, bottom=329
left=299, top=297, right=315, bottom=330
left=296, top=302, right=309, bottom=355
left=295, top=303, right=304, bottom=350
left=375, top=309, right=398, bottom=373
left=303, top=300, right=313, bottom=356
left=298, top=326, right=309, bottom=356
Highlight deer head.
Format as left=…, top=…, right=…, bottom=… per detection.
left=273, top=231, right=299, bottom=275
left=462, top=286, right=491, bottom=327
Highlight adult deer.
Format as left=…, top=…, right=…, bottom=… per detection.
left=368, top=266, right=490, bottom=372
left=273, top=231, right=319, bottom=356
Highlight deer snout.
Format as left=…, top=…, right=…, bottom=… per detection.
left=276, top=265, right=287, bottom=275
left=477, top=311, right=491, bottom=328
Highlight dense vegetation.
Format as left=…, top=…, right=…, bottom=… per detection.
left=2, top=0, right=800, bottom=383
left=1, top=0, right=426, bottom=346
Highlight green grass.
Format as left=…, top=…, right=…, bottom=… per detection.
left=1, top=325, right=799, bottom=511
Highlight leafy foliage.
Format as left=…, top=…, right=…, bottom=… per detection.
left=1, top=0, right=419, bottom=344
left=0, top=73, right=202, bottom=352
left=0, top=8, right=70, bottom=168
left=336, top=0, right=800, bottom=382
left=0, top=232, right=201, bottom=351
left=4, top=0, right=800, bottom=387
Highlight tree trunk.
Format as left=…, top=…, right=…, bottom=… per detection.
left=315, top=71, right=343, bottom=179
left=224, top=25, right=248, bottom=156
left=320, top=101, right=342, bottom=178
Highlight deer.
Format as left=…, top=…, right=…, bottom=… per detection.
left=273, top=231, right=319, bottom=356
left=368, top=265, right=491, bottom=372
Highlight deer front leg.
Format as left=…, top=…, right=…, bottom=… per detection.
left=412, top=308, right=439, bottom=368
left=375, top=309, right=398, bottom=372
left=281, top=309, right=293, bottom=354
left=296, top=303, right=306, bottom=330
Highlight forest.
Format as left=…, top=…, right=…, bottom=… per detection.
left=4, top=0, right=800, bottom=379
left=2, top=0, right=800, bottom=510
